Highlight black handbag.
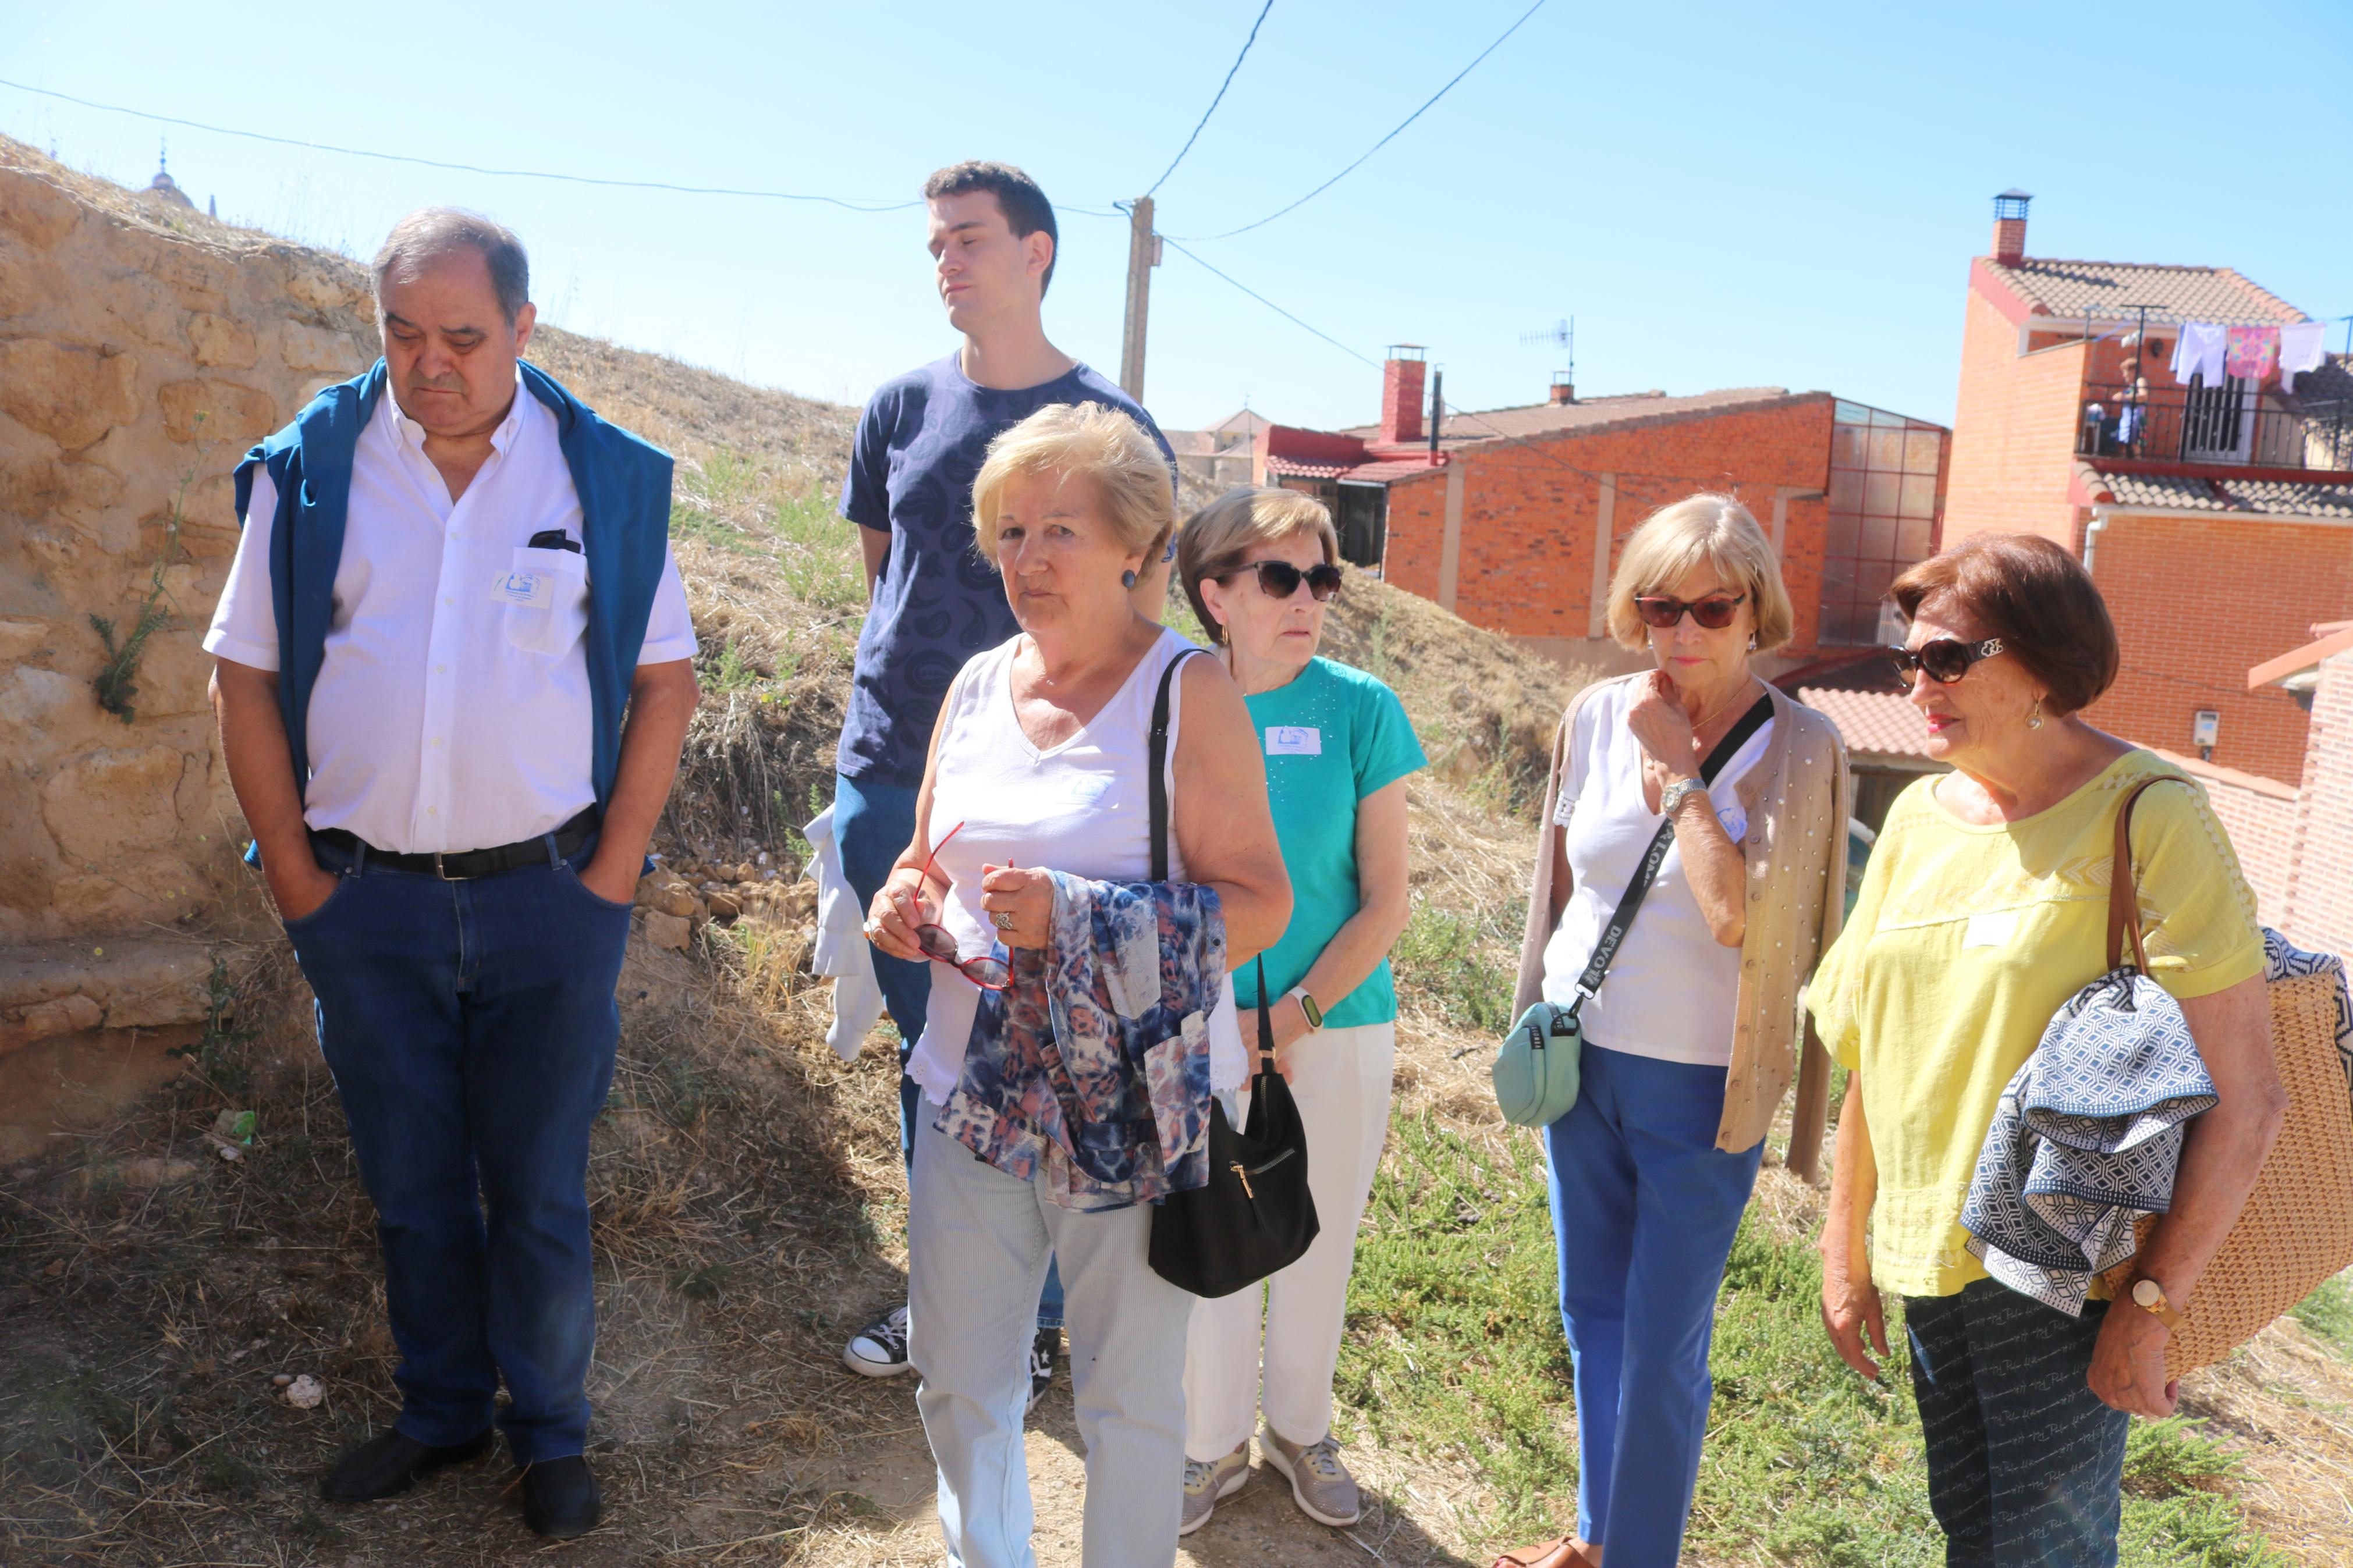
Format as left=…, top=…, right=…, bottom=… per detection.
left=1140, top=652, right=1319, bottom=1298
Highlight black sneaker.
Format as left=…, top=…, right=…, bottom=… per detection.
left=1026, top=1325, right=1059, bottom=1413
left=843, top=1304, right=911, bottom=1377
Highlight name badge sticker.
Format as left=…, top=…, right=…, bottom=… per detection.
left=1962, top=909, right=2020, bottom=950
left=491, top=570, right=552, bottom=609
left=1265, top=726, right=1322, bottom=756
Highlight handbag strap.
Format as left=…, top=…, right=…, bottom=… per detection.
left=2106, top=774, right=2193, bottom=975
left=1145, top=648, right=1276, bottom=1068
left=1564, top=689, right=1776, bottom=1020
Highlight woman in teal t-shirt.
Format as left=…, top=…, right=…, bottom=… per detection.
left=1171, top=488, right=1426, bottom=1537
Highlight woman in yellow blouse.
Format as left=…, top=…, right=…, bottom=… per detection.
left=1810, top=534, right=2283, bottom=1568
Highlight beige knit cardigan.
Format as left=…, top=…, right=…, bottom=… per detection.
left=1512, top=674, right=1852, bottom=1155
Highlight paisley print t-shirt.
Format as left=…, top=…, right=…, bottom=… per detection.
left=1808, top=750, right=2264, bottom=1298
left=836, top=353, right=1174, bottom=787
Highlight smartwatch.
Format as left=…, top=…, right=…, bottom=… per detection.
left=1286, top=986, right=1323, bottom=1030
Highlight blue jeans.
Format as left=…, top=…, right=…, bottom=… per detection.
left=835, top=772, right=1063, bottom=1332
left=1904, top=1279, right=2130, bottom=1567
left=282, top=833, right=630, bottom=1463
left=1543, top=1043, right=1765, bottom=1568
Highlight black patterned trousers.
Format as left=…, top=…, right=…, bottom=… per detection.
left=1903, top=1279, right=2131, bottom=1567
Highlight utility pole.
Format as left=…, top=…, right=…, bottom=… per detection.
left=1119, top=197, right=1160, bottom=402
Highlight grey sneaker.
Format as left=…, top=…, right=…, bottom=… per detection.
left=1260, top=1425, right=1360, bottom=1527
left=1179, top=1440, right=1250, bottom=1536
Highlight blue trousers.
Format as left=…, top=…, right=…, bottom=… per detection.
left=1543, top=1043, right=1764, bottom=1568
left=835, top=772, right=1063, bottom=1331
left=1904, top=1279, right=2129, bottom=1567
left=282, top=834, right=630, bottom=1463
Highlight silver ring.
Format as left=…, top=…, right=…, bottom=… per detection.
left=991, top=909, right=1016, bottom=930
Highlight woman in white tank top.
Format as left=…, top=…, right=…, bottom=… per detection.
left=863, top=403, right=1290, bottom=1568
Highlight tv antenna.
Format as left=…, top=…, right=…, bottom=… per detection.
left=1519, top=315, right=1573, bottom=352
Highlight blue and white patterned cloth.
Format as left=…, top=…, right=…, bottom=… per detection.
left=1964, top=927, right=2353, bottom=1313
left=934, top=871, right=1222, bottom=1213
left=1961, top=969, right=2217, bottom=1314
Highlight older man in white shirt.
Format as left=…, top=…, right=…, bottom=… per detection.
left=205, top=208, right=697, bottom=1541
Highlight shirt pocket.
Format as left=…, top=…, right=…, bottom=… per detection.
left=497, top=545, right=588, bottom=656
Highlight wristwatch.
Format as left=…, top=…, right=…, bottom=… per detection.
left=1658, top=778, right=1710, bottom=817
left=2128, top=1275, right=2187, bottom=1334
left=1286, top=986, right=1323, bottom=1030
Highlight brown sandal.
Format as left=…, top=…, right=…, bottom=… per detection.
left=1490, top=1538, right=1599, bottom=1568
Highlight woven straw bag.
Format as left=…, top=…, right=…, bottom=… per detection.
left=2094, top=780, right=2353, bottom=1377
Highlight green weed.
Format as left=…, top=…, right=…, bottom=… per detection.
left=2290, top=1271, right=2353, bottom=1360
left=1391, top=898, right=1516, bottom=1032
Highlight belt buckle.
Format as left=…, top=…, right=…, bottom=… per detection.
left=434, top=851, right=459, bottom=881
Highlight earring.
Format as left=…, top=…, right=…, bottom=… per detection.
left=2027, top=696, right=2045, bottom=730
left=1121, top=568, right=1138, bottom=589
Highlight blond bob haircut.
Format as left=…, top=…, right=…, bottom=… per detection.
left=1604, top=493, right=1794, bottom=653
left=970, top=401, right=1175, bottom=566
left=1175, top=486, right=1339, bottom=646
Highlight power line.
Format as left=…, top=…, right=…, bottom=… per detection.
left=1169, top=0, right=1549, bottom=241
left=1143, top=0, right=1276, bottom=200
left=1161, top=236, right=1380, bottom=367
left=0, top=77, right=924, bottom=211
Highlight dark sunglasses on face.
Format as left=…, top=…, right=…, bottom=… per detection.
left=1633, top=592, right=1747, bottom=631
left=1889, top=636, right=2005, bottom=685
left=1214, top=559, right=1344, bottom=602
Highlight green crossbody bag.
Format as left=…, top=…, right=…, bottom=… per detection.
left=1493, top=694, right=1775, bottom=1128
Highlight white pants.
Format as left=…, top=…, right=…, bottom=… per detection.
left=1181, top=1020, right=1396, bottom=1459
left=908, top=1118, right=1194, bottom=1568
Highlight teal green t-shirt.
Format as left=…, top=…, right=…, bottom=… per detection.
left=1236, top=657, right=1428, bottom=1026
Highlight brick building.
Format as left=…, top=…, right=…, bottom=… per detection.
left=1941, top=193, right=2353, bottom=783
left=1252, top=349, right=1952, bottom=677
left=2169, top=623, right=2353, bottom=957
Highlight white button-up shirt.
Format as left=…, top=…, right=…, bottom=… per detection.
left=204, top=375, right=697, bottom=854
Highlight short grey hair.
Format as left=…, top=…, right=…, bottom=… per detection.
left=372, top=208, right=530, bottom=325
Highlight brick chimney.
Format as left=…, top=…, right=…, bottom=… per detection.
left=1992, top=189, right=2032, bottom=265
left=1379, top=345, right=1426, bottom=445
left=1549, top=372, right=1575, bottom=406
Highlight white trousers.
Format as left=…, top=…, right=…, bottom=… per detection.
left=1181, top=1020, right=1396, bottom=1460
left=908, top=1118, right=1194, bottom=1568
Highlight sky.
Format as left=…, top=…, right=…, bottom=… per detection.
left=4, top=0, right=2350, bottom=438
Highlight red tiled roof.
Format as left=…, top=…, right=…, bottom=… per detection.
left=1338, top=386, right=1798, bottom=449
left=2084, top=464, right=2353, bottom=519
left=1795, top=686, right=1932, bottom=760
left=1335, top=457, right=1449, bottom=483
left=1979, top=258, right=2306, bottom=326
left=1263, top=456, right=1352, bottom=480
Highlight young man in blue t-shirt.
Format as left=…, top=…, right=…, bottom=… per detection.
left=833, top=160, right=1176, bottom=1395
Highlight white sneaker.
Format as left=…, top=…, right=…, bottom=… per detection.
left=1261, top=1425, right=1361, bottom=1527
left=842, top=1304, right=911, bottom=1377
left=1179, top=1440, right=1250, bottom=1535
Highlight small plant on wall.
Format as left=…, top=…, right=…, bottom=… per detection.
left=91, top=416, right=205, bottom=723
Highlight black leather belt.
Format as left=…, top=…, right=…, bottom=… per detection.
left=314, top=807, right=601, bottom=881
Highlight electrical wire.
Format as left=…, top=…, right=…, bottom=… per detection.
left=1168, top=0, right=1548, bottom=241
left=1142, top=0, right=1275, bottom=200
left=0, top=77, right=923, bottom=211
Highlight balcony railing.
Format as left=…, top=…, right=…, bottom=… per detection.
left=2076, top=383, right=2353, bottom=471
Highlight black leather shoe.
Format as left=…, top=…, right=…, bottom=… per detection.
left=320, top=1427, right=495, bottom=1502
left=520, top=1455, right=602, bottom=1539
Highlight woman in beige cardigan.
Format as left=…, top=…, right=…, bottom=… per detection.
left=1493, top=495, right=1848, bottom=1568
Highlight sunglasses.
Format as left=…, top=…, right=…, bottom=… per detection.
left=1633, top=592, right=1747, bottom=631
left=912, top=822, right=1011, bottom=990
left=1213, top=559, right=1344, bottom=602
left=1889, top=636, right=2005, bottom=685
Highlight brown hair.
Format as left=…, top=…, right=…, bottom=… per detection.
left=1890, top=534, right=2119, bottom=714
left=1176, top=486, right=1338, bottom=646
left=923, top=160, right=1059, bottom=295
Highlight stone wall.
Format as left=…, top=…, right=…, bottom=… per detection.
left=0, top=138, right=376, bottom=945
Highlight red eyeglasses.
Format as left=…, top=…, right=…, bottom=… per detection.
left=913, top=821, right=1011, bottom=990
left=1633, top=592, right=1747, bottom=630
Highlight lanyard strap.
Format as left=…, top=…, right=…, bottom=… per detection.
left=1564, top=691, right=1775, bottom=1019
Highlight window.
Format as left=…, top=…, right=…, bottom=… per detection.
left=1818, top=401, right=1946, bottom=645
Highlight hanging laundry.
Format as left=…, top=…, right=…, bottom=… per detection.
left=2171, top=321, right=2226, bottom=385
left=2225, top=325, right=2280, bottom=382
left=2281, top=321, right=2329, bottom=393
